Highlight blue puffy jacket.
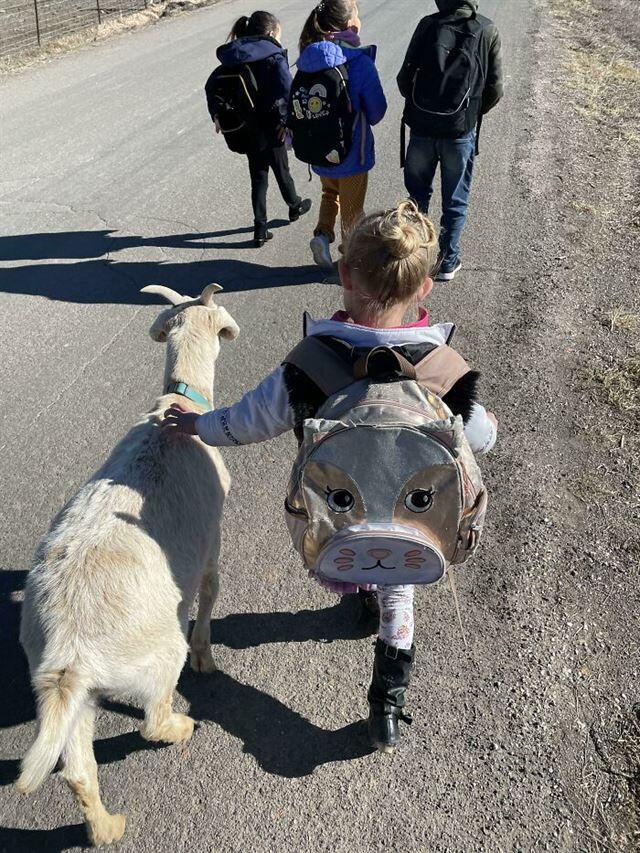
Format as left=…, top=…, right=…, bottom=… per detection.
left=296, top=41, right=387, bottom=177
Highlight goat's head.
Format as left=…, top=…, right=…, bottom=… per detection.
left=141, top=284, right=240, bottom=347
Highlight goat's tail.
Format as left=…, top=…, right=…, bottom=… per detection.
left=16, top=668, right=89, bottom=794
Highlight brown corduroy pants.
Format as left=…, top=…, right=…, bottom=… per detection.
left=314, top=172, right=369, bottom=247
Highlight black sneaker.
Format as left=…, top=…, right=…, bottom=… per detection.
left=436, top=260, right=462, bottom=282
left=289, top=198, right=312, bottom=222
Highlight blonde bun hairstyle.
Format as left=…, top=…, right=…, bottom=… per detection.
left=343, top=200, right=439, bottom=311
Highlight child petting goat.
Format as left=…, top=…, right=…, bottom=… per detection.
left=16, top=284, right=238, bottom=846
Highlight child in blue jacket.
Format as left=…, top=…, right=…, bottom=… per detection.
left=297, top=1, right=387, bottom=269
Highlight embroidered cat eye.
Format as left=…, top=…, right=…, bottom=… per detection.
left=404, top=488, right=435, bottom=513
left=326, top=487, right=355, bottom=513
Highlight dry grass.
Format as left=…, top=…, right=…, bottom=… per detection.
left=0, top=0, right=217, bottom=74
left=605, top=309, right=639, bottom=334
left=578, top=706, right=640, bottom=852
left=590, top=356, right=640, bottom=416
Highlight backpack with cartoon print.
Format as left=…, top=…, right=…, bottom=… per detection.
left=283, top=336, right=488, bottom=588
left=287, top=64, right=353, bottom=166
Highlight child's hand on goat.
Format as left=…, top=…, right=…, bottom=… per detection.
left=161, top=403, right=200, bottom=435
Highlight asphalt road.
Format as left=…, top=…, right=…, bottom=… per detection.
left=0, top=2, right=571, bottom=851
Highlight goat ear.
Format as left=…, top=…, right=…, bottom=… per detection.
left=216, top=306, right=240, bottom=341
left=200, top=283, right=223, bottom=307
left=141, top=285, right=187, bottom=306
left=149, top=309, right=171, bottom=342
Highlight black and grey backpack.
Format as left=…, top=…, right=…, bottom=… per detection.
left=287, top=64, right=353, bottom=166
left=205, top=63, right=262, bottom=154
left=399, top=12, right=488, bottom=141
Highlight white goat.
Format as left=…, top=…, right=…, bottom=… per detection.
left=16, top=283, right=238, bottom=845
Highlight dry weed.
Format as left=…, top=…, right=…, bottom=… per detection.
left=0, top=0, right=217, bottom=74
left=579, top=705, right=640, bottom=852
left=590, top=355, right=640, bottom=416
left=605, top=309, right=639, bottom=334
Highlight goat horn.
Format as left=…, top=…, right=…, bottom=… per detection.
left=140, top=285, right=187, bottom=306
left=200, top=283, right=224, bottom=307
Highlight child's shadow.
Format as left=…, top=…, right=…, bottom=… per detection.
left=178, top=597, right=377, bottom=777
left=179, top=669, right=373, bottom=778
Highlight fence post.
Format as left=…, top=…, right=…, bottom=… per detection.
left=33, top=0, right=41, bottom=46
left=96, top=0, right=102, bottom=25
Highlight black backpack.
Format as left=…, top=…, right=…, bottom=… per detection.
left=287, top=64, right=353, bottom=167
left=204, top=64, right=264, bottom=155
left=401, top=14, right=486, bottom=139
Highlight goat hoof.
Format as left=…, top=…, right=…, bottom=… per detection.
left=142, top=713, right=194, bottom=744
left=88, top=812, right=126, bottom=846
left=190, top=647, right=217, bottom=674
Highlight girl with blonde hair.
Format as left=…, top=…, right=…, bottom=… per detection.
left=163, top=201, right=497, bottom=751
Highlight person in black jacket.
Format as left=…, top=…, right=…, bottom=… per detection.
left=216, top=12, right=311, bottom=246
left=397, top=0, right=503, bottom=280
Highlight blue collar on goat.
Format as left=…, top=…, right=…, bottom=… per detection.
left=166, top=381, right=211, bottom=409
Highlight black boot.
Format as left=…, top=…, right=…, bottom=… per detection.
left=253, top=223, right=273, bottom=247
left=367, top=639, right=415, bottom=754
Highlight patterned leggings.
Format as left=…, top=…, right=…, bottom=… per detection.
left=376, top=584, right=415, bottom=650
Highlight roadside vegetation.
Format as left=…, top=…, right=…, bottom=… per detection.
left=548, top=0, right=639, bottom=849
left=0, top=0, right=218, bottom=74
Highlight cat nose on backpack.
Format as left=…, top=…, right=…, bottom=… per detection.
left=367, top=549, right=392, bottom=561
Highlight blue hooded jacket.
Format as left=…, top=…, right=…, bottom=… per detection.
left=215, top=36, right=293, bottom=134
left=297, top=41, right=387, bottom=177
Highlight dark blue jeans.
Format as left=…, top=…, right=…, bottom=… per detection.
left=404, top=129, right=476, bottom=272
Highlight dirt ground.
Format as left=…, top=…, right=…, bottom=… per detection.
left=522, top=0, right=640, bottom=848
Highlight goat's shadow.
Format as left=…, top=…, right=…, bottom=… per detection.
left=0, top=580, right=374, bottom=789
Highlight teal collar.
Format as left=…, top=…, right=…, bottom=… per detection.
left=166, top=381, right=211, bottom=409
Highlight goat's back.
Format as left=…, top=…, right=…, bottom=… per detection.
left=20, top=414, right=229, bottom=677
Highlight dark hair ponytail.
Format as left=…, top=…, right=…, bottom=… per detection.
left=227, top=10, right=280, bottom=41
left=298, top=0, right=356, bottom=52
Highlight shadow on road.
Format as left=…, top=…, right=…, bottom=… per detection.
left=179, top=668, right=374, bottom=778
left=0, top=570, right=374, bottom=790
left=211, top=595, right=376, bottom=649
left=0, top=824, right=89, bottom=853
left=0, top=571, right=35, bottom=731
left=0, top=224, right=323, bottom=304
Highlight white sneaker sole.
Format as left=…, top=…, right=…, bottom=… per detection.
left=436, top=261, right=462, bottom=282
left=310, top=237, right=333, bottom=270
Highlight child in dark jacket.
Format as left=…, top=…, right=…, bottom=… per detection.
left=211, top=12, right=311, bottom=247
left=297, top=1, right=387, bottom=270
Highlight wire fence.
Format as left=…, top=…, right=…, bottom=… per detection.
left=0, top=0, right=155, bottom=57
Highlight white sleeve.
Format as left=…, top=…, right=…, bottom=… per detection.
left=195, top=366, right=295, bottom=447
left=464, top=403, right=497, bottom=455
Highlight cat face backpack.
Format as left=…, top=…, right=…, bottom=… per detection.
left=283, top=335, right=488, bottom=587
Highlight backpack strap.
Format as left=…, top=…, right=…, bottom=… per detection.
left=353, top=346, right=417, bottom=381
left=284, top=336, right=355, bottom=397
left=414, top=345, right=471, bottom=397
left=284, top=337, right=421, bottom=397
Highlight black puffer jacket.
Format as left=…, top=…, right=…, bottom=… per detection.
left=397, top=0, right=504, bottom=129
